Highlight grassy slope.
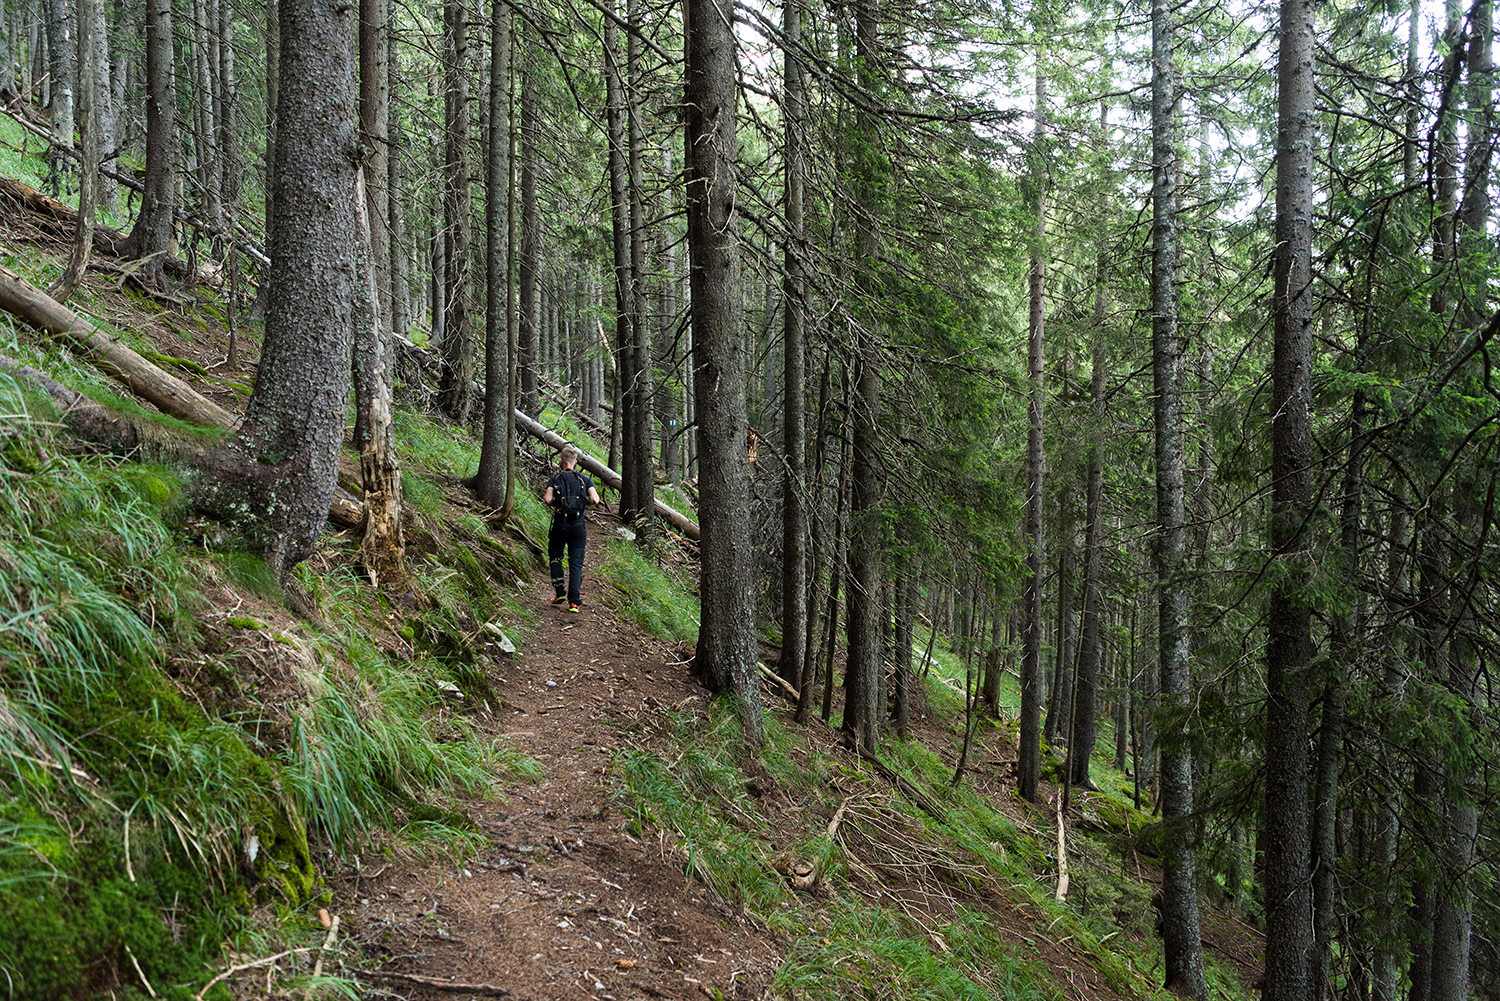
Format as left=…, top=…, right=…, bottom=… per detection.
left=0, top=126, right=1260, bottom=1000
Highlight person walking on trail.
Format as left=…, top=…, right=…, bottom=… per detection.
left=544, top=445, right=602, bottom=611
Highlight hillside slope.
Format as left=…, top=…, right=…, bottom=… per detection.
left=0, top=171, right=1262, bottom=1001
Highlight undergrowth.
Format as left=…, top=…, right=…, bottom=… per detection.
left=597, top=538, right=700, bottom=644
left=609, top=649, right=1244, bottom=1001
left=0, top=374, right=536, bottom=998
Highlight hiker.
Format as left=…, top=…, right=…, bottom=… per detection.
left=543, top=445, right=602, bottom=611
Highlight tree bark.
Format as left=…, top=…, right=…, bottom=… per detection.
left=1045, top=484, right=1076, bottom=747
left=92, top=0, right=117, bottom=218
left=603, top=14, right=639, bottom=522
left=1264, top=0, right=1318, bottom=992
left=685, top=0, right=761, bottom=746
left=439, top=0, right=477, bottom=424
left=1019, top=59, right=1046, bottom=805
left=353, top=169, right=408, bottom=588
left=624, top=0, right=654, bottom=538
left=1072, top=332, right=1105, bottom=789
left=125, top=0, right=174, bottom=284
left=843, top=0, right=883, bottom=757
left=518, top=8, right=539, bottom=416
left=779, top=0, right=807, bottom=695
left=46, top=0, right=95, bottom=304
left=359, top=0, right=391, bottom=337
left=388, top=39, right=410, bottom=342
left=43, top=0, right=74, bottom=191
left=474, top=1, right=512, bottom=509
left=217, top=0, right=358, bottom=576
left=1150, top=2, right=1206, bottom=992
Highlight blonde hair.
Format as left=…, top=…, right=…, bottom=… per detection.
left=560, top=445, right=579, bottom=468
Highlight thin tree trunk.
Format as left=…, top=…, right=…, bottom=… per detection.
left=359, top=0, right=391, bottom=336
left=796, top=343, right=833, bottom=724
left=191, top=0, right=221, bottom=237
left=93, top=0, right=116, bottom=218
left=1018, top=59, right=1046, bottom=805
left=1151, top=2, right=1206, bottom=991
left=603, top=13, right=636, bottom=518
left=439, top=0, right=477, bottom=424
left=780, top=0, right=807, bottom=696
left=843, top=0, right=882, bottom=757
left=44, top=0, right=75, bottom=192
left=518, top=7, right=539, bottom=416
left=624, top=0, right=653, bottom=538
left=388, top=37, right=410, bottom=341
left=217, top=0, right=238, bottom=219
left=1046, top=484, right=1076, bottom=746
left=1073, top=333, right=1105, bottom=788
left=47, top=0, right=95, bottom=303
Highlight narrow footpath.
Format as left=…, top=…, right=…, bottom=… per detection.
left=334, top=508, right=783, bottom=1001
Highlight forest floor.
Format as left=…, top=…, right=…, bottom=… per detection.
left=0, top=167, right=1265, bottom=1001
left=326, top=517, right=790, bottom=1001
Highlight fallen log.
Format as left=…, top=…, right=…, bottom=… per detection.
left=512, top=408, right=700, bottom=540
left=0, top=267, right=236, bottom=428
left=0, top=268, right=363, bottom=528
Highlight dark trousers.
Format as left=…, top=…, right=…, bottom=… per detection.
left=548, top=515, right=587, bottom=604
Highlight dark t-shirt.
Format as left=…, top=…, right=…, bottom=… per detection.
left=546, top=469, right=594, bottom=521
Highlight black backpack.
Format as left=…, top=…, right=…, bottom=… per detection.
left=552, top=469, right=588, bottom=521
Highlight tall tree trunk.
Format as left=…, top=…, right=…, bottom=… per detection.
left=359, top=0, right=391, bottom=336
left=1018, top=59, right=1046, bottom=805
left=217, top=0, right=238, bottom=218
left=1429, top=481, right=1483, bottom=1001
left=44, top=0, right=75, bottom=192
left=685, top=0, right=761, bottom=746
left=657, top=148, right=682, bottom=484
left=1072, top=332, right=1105, bottom=788
left=518, top=8, right=539, bottom=416
left=47, top=0, right=94, bottom=303
left=625, top=0, right=653, bottom=537
left=1430, top=0, right=1461, bottom=317
left=1265, top=0, right=1318, bottom=991
left=1457, top=0, right=1492, bottom=330
left=1046, top=484, right=1076, bottom=746
left=779, top=0, right=807, bottom=695
left=894, top=568, right=914, bottom=738
left=1151, top=2, right=1206, bottom=992
left=474, top=0, right=512, bottom=508
left=603, top=14, right=637, bottom=519
left=93, top=0, right=116, bottom=218
left=439, top=0, right=476, bottom=424
left=388, top=37, right=410, bottom=341
left=191, top=0, right=221, bottom=237
left=126, top=0, right=173, bottom=284
left=820, top=406, right=852, bottom=725
left=843, top=0, right=883, bottom=757
left=228, top=0, right=357, bottom=578
left=796, top=344, right=834, bottom=724
left=1426, top=13, right=1493, bottom=993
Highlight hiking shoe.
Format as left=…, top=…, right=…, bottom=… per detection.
left=568, top=603, right=581, bottom=613
left=551, top=595, right=568, bottom=605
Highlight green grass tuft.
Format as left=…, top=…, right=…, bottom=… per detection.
left=597, top=539, right=700, bottom=643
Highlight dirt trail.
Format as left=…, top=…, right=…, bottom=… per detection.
left=335, top=509, right=783, bottom=1001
